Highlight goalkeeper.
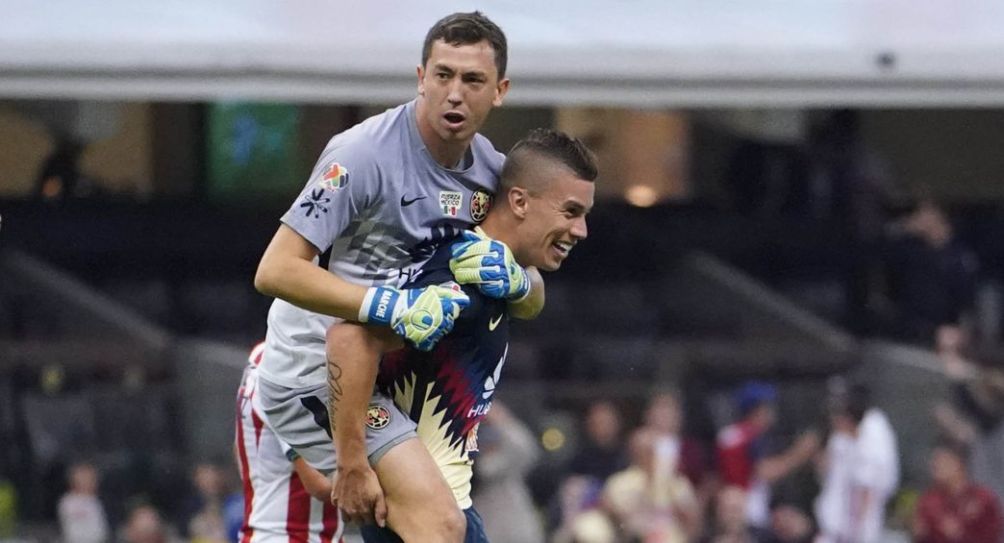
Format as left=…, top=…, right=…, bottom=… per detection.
left=248, top=12, right=544, bottom=542
left=326, top=129, right=597, bottom=543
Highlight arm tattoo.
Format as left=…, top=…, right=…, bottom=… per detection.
left=327, top=360, right=343, bottom=435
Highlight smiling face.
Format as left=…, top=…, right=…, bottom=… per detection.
left=480, top=128, right=598, bottom=271
left=513, top=163, right=594, bottom=272
left=416, top=39, right=509, bottom=166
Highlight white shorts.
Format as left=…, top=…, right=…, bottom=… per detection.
left=236, top=361, right=345, bottom=543
left=253, top=372, right=417, bottom=473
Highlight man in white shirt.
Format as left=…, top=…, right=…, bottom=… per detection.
left=815, top=382, right=899, bottom=543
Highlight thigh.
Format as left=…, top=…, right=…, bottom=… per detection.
left=373, top=437, right=463, bottom=538
left=358, top=507, right=486, bottom=543
left=254, top=378, right=416, bottom=472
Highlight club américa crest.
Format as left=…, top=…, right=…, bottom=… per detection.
left=365, top=404, right=391, bottom=430
left=470, top=190, right=492, bottom=223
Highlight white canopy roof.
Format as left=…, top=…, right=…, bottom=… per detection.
left=4, top=0, right=1004, bottom=106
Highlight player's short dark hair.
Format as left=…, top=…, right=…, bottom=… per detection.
left=501, top=128, right=598, bottom=192
left=422, top=12, right=508, bottom=79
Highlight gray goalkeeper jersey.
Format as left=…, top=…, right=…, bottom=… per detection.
left=259, top=100, right=504, bottom=388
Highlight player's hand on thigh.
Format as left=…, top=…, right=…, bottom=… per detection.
left=332, top=462, right=387, bottom=527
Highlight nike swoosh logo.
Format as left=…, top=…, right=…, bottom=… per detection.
left=488, top=313, right=503, bottom=331
left=400, top=195, right=427, bottom=207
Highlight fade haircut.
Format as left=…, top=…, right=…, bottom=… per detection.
left=500, top=128, right=598, bottom=193
left=422, top=12, right=508, bottom=79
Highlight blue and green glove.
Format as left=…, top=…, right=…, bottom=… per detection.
left=359, top=284, right=469, bottom=351
left=449, top=227, right=530, bottom=301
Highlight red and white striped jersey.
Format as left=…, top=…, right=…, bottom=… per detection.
left=236, top=343, right=343, bottom=543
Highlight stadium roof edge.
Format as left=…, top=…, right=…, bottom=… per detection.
left=5, top=0, right=1004, bottom=106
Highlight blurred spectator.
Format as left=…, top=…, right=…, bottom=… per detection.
left=934, top=336, right=1004, bottom=441
left=179, top=462, right=230, bottom=542
left=221, top=490, right=244, bottom=543
left=554, top=504, right=618, bottom=543
left=567, top=400, right=628, bottom=481
left=472, top=402, right=545, bottom=543
left=551, top=475, right=612, bottom=543
left=815, top=381, right=899, bottom=543
left=932, top=328, right=982, bottom=448
left=813, top=400, right=856, bottom=543
left=643, top=391, right=709, bottom=489
left=33, top=138, right=100, bottom=202
left=603, top=427, right=700, bottom=542
left=884, top=201, right=978, bottom=342
left=701, top=485, right=770, bottom=543
left=764, top=501, right=814, bottom=543
left=550, top=400, right=625, bottom=536
left=913, top=438, right=1002, bottom=543
left=57, top=461, right=109, bottom=543
left=933, top=341, right=1004, bottom=502
left=120, top=501, right=180, bottom=543
left=717, top=382, right=819, bottom=527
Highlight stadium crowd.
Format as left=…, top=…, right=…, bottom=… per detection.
left=12, top=368, right=1001, bottom=543
left=469, top=380, right=1004, bottom=543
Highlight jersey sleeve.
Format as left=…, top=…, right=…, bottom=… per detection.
left=280, top=141, right=383, bottom=253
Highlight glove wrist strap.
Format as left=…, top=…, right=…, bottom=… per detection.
left=359, top=286, right=399, bottom=325
left=510, top=275, right=532, bottom=303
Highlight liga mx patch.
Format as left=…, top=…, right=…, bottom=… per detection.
left=470, top=190, right=492, bottom=223
left=440, top=190, right=463, bottom=217
left=365, top=404, right=391, bottom=430
left=319, top=162, right=349, bottom=191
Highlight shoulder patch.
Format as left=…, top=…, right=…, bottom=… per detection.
left=319, top=162, right=349, bottom=191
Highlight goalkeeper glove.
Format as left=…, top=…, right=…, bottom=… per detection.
left=449, top=228, right=530, bottom=301
left=359, top=284, right=469, bottom=351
